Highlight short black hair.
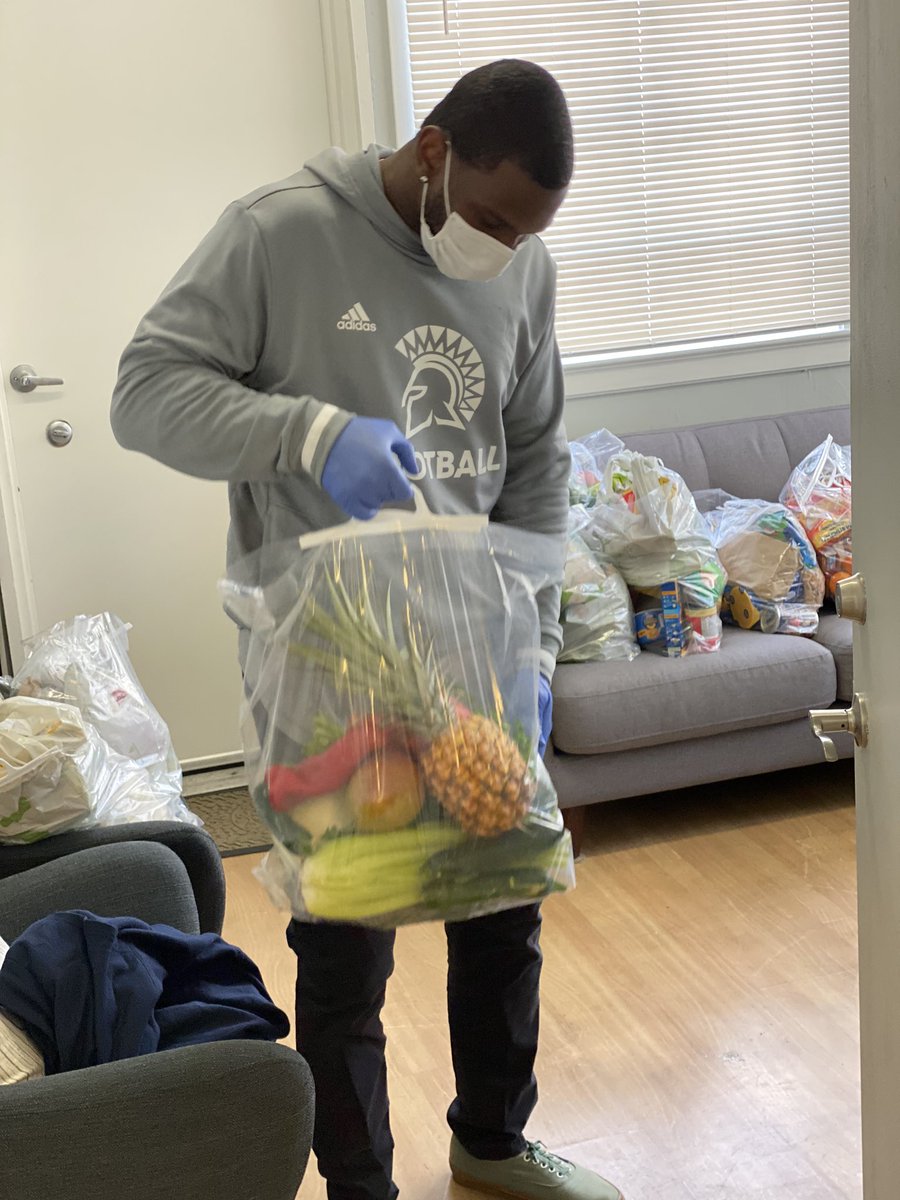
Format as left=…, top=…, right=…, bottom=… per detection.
left=421, top=59, right=573, bottom=191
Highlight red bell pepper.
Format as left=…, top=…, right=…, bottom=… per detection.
left=266, top=717, right=422, bottom=812
left=266, top=699, right=472, bottom=813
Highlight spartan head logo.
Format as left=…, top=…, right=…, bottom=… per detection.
left=395, top=326, right=485, bottom=439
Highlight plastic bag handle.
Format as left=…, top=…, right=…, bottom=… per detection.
left=796, top=435, right=833, bottom=509
left=363, top=481, right=432, bottom=524
left=298, top=484, right=487, bottom=549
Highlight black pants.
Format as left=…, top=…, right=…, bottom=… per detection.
left=287, top=902, right=543, bottom=1200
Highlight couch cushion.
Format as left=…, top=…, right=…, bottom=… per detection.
left=621, top=406, right=851, bottom=502
left=551, top=626, right=836, bottom=755
left=813, top=611, right=853, bottom=701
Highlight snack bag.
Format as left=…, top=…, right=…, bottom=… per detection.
left=222, top=494, right=575, bottom=928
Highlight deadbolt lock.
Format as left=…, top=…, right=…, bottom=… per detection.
left=835, top=573, right=867, bottom=624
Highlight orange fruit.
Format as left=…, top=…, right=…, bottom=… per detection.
left=347, top=750, right=425, bottom=833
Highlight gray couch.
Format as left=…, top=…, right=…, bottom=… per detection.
left=547, top=405, right=853, bottom=846
left=0, top=840, right=314, bottom=1200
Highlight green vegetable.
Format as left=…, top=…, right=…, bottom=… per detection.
left=303, top=713, right=346, bottom=757
left=422, top=820, right=572, bottom=910
left=301, top=823, right=465, bottom=920
left=425, top=817, right=565, bottom=876
left=422, top=867, right=562, bottom=911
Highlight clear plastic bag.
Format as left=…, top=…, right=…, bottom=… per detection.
left=559, top=507, right=638, bottom=663
left=706, top=498, right=825, bottom=635
left=570, top=434, right=726, bottom=653
left=10, top=614, right=198, bottom=830
left=221, top=495, right=575, bottom=928
left=780, top=437, right=852, bottom=599
left=567, top=430, right=623, bottom=508
left=587, top=450, right=721, bottom=587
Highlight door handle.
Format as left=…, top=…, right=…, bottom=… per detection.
left=809, top=693, right=869, bottom=762
left=9, top=364, right=64, bottom=393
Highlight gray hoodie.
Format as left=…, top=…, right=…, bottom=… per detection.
left=111, top=145, right=570, bottom=675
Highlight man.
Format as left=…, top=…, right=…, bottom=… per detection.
left=112, top=58, right=623, bottom=1200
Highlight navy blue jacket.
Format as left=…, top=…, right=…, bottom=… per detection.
left=0, top=911, right=289, bottom=1074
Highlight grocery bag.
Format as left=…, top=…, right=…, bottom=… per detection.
left=0, top=697, right=93, bottom=842
left=222, top=493, right=575, bottom=928
left=780, top=436, right=852, bottom=599
left=706, top=498, right=825, bottom=635
left=10, top=614, right=198, bottom=830
left=559, top=507, right=638, bottom=663
left=570, top=431, right=726, bottom=654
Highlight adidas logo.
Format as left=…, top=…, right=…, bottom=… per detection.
left=337, top=303, right=377, bottom=332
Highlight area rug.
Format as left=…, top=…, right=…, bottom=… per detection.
left=186, top=788, right=272, bottom=858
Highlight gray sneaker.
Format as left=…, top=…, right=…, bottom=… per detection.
left=449, top=1136, right=624, bottom=1199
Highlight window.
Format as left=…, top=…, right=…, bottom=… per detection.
left=393, top=1, right=849, bottom=362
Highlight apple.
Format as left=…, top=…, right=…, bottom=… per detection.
left=347, top=749, right=425, bottom=833
left=289, top=788, right=355, bottom=844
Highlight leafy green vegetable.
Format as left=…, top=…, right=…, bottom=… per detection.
left=302, top=713, right=346, bottom=758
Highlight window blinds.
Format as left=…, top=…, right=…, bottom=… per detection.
left=402, top=1, right=849, bottom=358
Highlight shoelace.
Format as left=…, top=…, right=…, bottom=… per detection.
left=524, top=1142, right=575, bottom=1179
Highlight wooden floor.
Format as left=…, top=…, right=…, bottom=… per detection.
left=223, top=761, right=861, bottom=1200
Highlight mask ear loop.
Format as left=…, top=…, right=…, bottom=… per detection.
left=442, top=141, right=453, bottom=218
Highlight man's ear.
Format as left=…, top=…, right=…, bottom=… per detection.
left=416, top=125, right=449, bottom=181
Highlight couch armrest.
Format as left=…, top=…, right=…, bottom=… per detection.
left=0, top=1040, right=314, bottom=1200
left=0, top=821, right=225, bottom=934
left=0, top=842, right=200, bottom=942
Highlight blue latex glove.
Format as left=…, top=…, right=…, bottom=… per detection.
left=321, top=417, right=417, bottom=520
left=538, top=673, right=553, bottom=757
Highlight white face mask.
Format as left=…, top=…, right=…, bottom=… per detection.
left=419, top=144, right=519, bottom=281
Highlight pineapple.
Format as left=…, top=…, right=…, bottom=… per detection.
left=292, top=571, right=534, bottom=837
left=420, top=713, right=533, bottom=836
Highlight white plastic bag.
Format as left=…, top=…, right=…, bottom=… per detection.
left=570, top=434, right=726, bottom=654
left=587, top=450, right=719, bottom=587
left=0, top=697, right=93, bottom=842
left=559, top=508, right=638, bottom=663
left=11, top=614, right=198, bottom=830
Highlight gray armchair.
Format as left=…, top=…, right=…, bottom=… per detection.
left=0, top=841, right=314, bottom=1200
left=0, top=820, right=227, bottom=933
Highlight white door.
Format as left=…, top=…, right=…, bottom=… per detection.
left=850, top=1, right=900, bottom=1195
left=0, top=0, right=332, bottom=767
